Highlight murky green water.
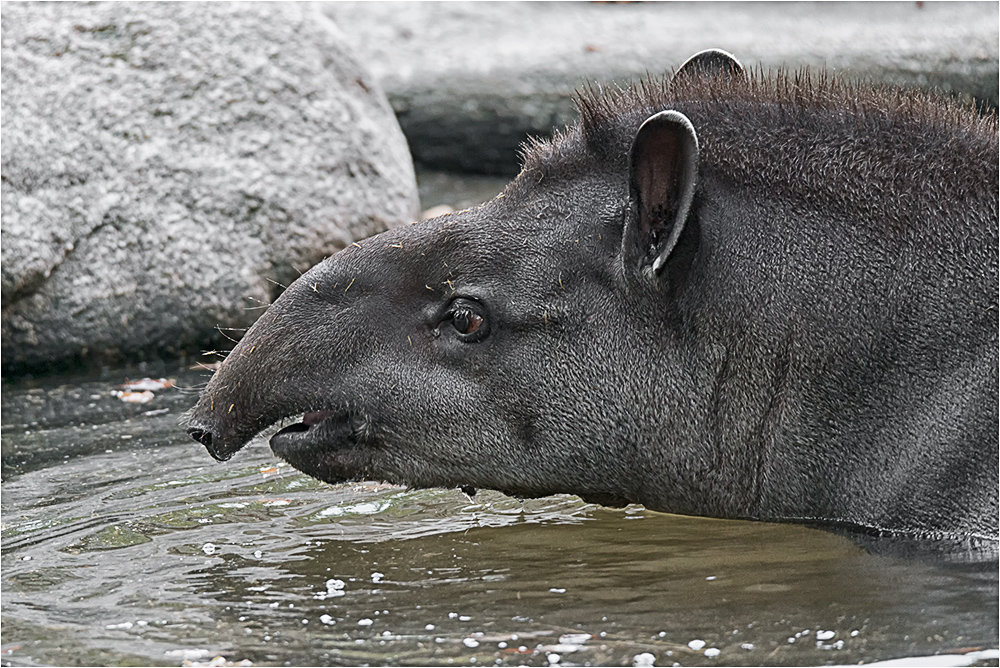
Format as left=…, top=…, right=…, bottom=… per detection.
left=2, top=362, right=997, bottom=668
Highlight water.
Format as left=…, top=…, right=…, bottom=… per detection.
left=2, top=363, right=997, bottom=668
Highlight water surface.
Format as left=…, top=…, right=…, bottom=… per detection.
left=2, top=363, right=997, bottom=667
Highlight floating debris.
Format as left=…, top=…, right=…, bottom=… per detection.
left=119, top=377, right=175, bottom=391
left=110, top=377, right=176, bottom=403
left=111, top=390, right=155, bottom=404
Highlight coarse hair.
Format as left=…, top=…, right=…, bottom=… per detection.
left=515, top=68, right=998, bottom=234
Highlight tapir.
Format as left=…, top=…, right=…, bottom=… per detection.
left=187, top=51, right=999, bottom=556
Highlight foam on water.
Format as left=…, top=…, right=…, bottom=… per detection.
left=2, top=366, right=997, bottom=667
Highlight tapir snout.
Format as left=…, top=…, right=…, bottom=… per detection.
left=186, top=248, right=398, bottom=463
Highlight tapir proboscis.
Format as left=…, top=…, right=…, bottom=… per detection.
left=187, top=51, right=999, bottom=558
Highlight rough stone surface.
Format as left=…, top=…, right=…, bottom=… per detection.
left=326, top=1, right=999, bottom=174
left=2, top=2, right=419, bottom=374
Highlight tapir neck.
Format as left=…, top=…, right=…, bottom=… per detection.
left=678, top=181, right=998, bottom=540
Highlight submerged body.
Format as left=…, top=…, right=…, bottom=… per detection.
left=187, top=53, right=999, bottom=557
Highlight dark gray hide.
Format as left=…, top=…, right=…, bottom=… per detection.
left=187, top=52, right=999, bottom=557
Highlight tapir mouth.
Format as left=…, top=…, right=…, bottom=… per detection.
left=268, top=407, right=373, bottom=483
left=270, top=407, right=354, bottom=448
left=272, top=409, right=339, bottom=437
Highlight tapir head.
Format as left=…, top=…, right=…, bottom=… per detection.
left=187, top=52, right=742, bottom=511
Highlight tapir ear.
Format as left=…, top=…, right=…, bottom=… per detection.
left=674, top=48, right=745, bottom=81
left=626, top=110, right=699, bottom=276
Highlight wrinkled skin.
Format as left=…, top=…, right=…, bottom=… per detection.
left=188, top=53, right=999, bottom=556
left=191, top=174, right=707, bottom=511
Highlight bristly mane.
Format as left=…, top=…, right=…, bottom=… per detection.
left=516, top=68, right=998, bottom=232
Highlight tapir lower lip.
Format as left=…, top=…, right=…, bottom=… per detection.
left=268, top=407, right=368, bottom=483
left=269, top=422, right=339, bottom=458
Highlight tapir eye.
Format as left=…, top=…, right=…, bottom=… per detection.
left=452, top=309, right=483, bottom=335
left=445, top=300, right=490, bottom=342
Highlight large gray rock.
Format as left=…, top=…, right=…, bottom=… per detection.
left=326, top=1, right=999, bottom=174
left=2, top=2, right=419, bottom=374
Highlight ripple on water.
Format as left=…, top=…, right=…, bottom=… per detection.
left=2, top=368, right=998, bottom=667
